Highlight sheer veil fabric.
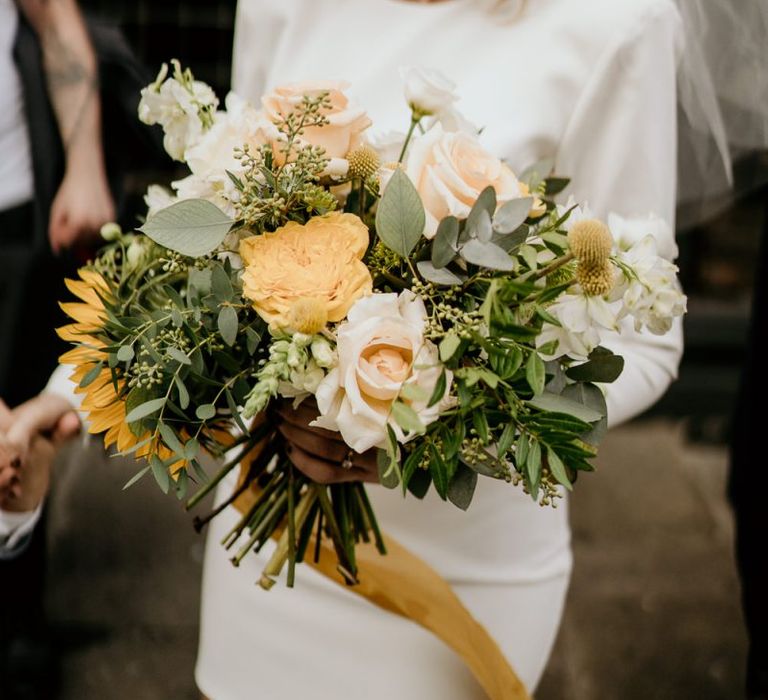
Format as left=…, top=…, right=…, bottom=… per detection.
left=673, top=0, right=768, bottom=226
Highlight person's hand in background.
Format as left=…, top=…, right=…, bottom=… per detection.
left=0, top=396, right=80, bottom=512
left=17, top=0, right=116, bottom=253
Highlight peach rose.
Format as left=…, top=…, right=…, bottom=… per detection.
left=404, top=124, right=536, bottom=237
left=239, top=212, right=373, bottom=329
left=262, top=81, right=371, bottom=176
left=312, top=291, right=453, bottom=452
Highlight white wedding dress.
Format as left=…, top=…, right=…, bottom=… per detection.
left=194, top=0, right=684, bottom=697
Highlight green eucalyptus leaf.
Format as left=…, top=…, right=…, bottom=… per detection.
left=526, top=391, right=603, bottom=423
left=196, top=403, right=216, bottom=420
left=139, top=199, right=233, bottom=258
left=122, top=465, right=151, bottom=490
left=417, top=261, right=464, bottom=286
left=492, top=224, right=529, bottom=252
left=167, top=346, right=191, bottom=365
left=493, top=197, right=533, bottom=234
left=212, top=263, right=234, bottom=302
left=562, top=383, right=608, bottom=445
left=246, top=327, right=261, bottom=355
left=188, top=267, right=212, bottom=298
left=116, top=345, right=134, bottom=363
left=439, top=332, right=461, bottom=362
left=447, top=462, right=478, bottom=511
left=124, top=397, right=166, bottom=424
left=472, top=209, right=494, bottom=243
left=174, top=375, right=190, bottom=410
left=217, top=306, right=238, bottom=346
left=375, top=168, right=425, bottom=258
left=158, top=423, right=185, bottom=456
left=466, top=186, right=497, bottom=233
left=432, top=216, right=460, bottom=268
left=460, top=239, right=515, bottom=271
left=184, top=438, right=200, bottom=461
left=150, top=454, right=170, bottom=494
left=79, top=361, right=104, bottom=388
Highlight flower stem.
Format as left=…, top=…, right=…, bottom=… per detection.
left=185, top=420, right=275, bottom=511
left=522, top=251, right=575, bottom=283
left=398, top=115, right=421, bottom=164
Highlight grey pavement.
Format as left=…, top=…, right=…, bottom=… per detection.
left=46, top=420, right=746, bottom=699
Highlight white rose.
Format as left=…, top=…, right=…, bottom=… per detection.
left=400, top=66, right=458, bottom=116
left=311, top=291, right=452, bottom=453
left=404, top=124, right=529, bottom=237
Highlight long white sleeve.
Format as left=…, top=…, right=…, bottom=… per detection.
left=0, top=505, right=41, bottom=558
left=556, top=1, right=684, bottom=427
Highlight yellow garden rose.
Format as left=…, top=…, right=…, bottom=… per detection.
left=239, top=212, right=373, bottom=330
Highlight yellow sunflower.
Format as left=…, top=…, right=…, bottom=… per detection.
left=58, top=270, right=185, bottom=473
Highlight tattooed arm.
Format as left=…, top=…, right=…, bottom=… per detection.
left=16, top=0, right=115, bottom=252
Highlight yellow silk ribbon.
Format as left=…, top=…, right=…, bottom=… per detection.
left=232, top=446, right=531, bottom=700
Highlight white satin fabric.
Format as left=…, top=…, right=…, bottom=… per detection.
left=196, top=0, right=684, bottom=697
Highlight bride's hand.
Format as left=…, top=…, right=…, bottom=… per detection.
left=273, top=400, right=379, bottom=484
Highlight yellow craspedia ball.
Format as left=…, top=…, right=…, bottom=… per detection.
left=286, top=297, right=329, bottom=334
left=568, top=219, right=613, bottom=266
left=347, top=144, right=381, bottom=180
left=577, top=261, right=615, bottom=297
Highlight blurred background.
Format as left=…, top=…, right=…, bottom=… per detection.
left=6, top=0, right=767, bottom=697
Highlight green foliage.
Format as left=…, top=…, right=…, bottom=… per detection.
left=375, top=168, right=426, bottom=258
left=140, top=199, right=234, bottom=258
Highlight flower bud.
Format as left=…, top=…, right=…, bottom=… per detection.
left=310, top=337, right=335, bottom=368
left=100, top=222, right=122, bottom=241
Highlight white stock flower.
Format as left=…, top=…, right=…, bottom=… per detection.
left=311, top=291, right=452, bottom=452
left=537, top=293, right=620, bottom=361
left=614, top=234, right=687, bottom=335
left=138, top=64, right=218, bottom=161
left=608, top=212, right=679, bottom=261
left=400, top=66, right=458, bottom=116
left=144, top=185, right=176, bottom=217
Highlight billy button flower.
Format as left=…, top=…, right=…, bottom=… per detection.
left=567, top=219, right=615, bottom=297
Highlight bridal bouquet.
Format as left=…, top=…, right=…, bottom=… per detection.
left=58, top=62, right=686, bottom=587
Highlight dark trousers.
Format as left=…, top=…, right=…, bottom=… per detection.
left=730, top=202, right=768, bottom=699
left=0, top=201, right=74, bottom=697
